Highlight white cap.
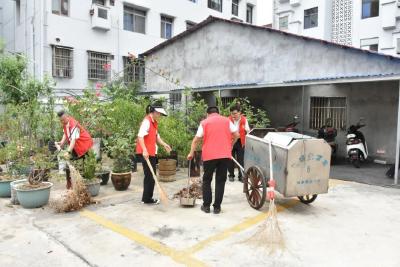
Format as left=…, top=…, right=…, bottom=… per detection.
left=154, top=107, right=168, bottom=116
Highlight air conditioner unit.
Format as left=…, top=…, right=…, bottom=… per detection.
left=91, top=4, right=111, bottom=31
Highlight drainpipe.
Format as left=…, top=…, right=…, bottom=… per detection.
left=301, top=85, right=305, bottom=133
left=395, top=81, right=400, bottom=185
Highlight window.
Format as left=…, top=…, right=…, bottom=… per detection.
left=232, top=0, right=239, bottom=16
left=304, top=7, right=318, bottom=29
left=362, top=0, right=379, bottom=19
left=221, top=97, right=236, bottom=108
left=279, top=16, right=288, bottom=30
left=52, top=0, right=69, bottom=16
left=88, top=51, right=111, bottom=80
left=309, top=97, right=346, bottom=130
left=92, top=0, right=105, bottom=5
left=208, top=0, right=222, bottom=12
left=123, top=6, right=146, bottom=34
left=397, top=38, right=400, bottom=54
left=16, top=0, right=20, bottom=25
left=123, top=56, right=145, bottom=84
left=360, top=38, right=379, bottom=51
left=246, top=4, right=253, bottom=24
left=169, top=92, right=182, bottom=110
left=161, top=15, right=173, bottom=39
left=186, top=21, right=196, bottom=30
left=52, top=46, right=73, bottom=78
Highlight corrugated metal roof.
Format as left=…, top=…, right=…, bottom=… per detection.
left=284, top=73, right=400, bottom=83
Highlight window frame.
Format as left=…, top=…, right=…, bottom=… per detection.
left=361, top=0, right=379, bottom=19
left=208, top=0, right=223, bottom=12
left=161, top=15, right=174, bottom=39
left=304, top=7, right=318, bottom=29
left=122, top=56, right=145, bottom=84
left=279, top=16, right=289, bottom=30
left=52, top=45, right=73, bottom=79
left=52, top=0, right=69, bottom=16
left=246, top=4, right=253, bottom=24
left=309, top=97, right=347, bottom=130
left=87, top=51, right=111, bottom=81
left=232, top=0, right=239, bottom=16
left=123, top=5, right=146, bottom=34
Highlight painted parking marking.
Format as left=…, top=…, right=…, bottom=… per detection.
left=81, top=179, right=347, bottom=265
left=80, top=209, right=207, bottom=267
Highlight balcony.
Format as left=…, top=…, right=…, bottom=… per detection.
left=290, top=0, right=301, bottom=7
left=90, top=4, right=111, bottom=31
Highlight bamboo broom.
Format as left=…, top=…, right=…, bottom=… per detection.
left=145, top=157, right=169, bottom=205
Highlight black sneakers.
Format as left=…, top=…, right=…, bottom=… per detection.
left=228, top=175, right=235, bottom=182
left=200, top=205, right=210, bottom=213
left=141, top=199, right=160, bottom=205
left=213, top=207, right=221, bottom=214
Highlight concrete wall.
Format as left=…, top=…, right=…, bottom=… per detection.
left=235, top=81, right=399, bottom=162
left=144, top=19, right=400, bottom=93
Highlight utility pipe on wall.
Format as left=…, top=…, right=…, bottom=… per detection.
left=394, top=80, right=400, bottom=185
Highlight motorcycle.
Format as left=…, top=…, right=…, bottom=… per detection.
left=317, top=119, right=338, bottom=162
left=346, top=120, right=368, bottom=168
left=277, top=115, right=300, bottom=133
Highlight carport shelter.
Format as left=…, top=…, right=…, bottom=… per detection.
left=140, top=16, right=400, bottom=185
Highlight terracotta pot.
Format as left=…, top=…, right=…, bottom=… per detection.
left=111, top=172, right=131, bottom=191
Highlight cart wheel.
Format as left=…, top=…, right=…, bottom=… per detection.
left=298, top=194, right=318, bottom=204
left=244, top=166, right=267, bottom=210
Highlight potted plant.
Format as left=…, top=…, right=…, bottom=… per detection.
left=106, top=136, right=132, bottom=191
left=79, top=150, right=101, bottom=197
left=30, top=150, right=56, bottom=182
left=0, top=172, right=17, bottom=198
left=14, top=180, right=53, bottom=209
left=95, top=160, right=111, bottom=186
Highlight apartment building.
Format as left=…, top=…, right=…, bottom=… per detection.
left=273, top=0, right=400, bottom=56
left=0, top=0, right=268, bottom=95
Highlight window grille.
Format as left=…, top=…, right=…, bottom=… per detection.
left=309, top=97, right=346, bottom=130
left=88, top=51, right=111, bottom=80
left=52, top=46, right=73, bottom=78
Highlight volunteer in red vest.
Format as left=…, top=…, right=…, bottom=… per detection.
left=187, top=106, right=239, bottom=214
left=136, top=105, right=171, bottom=205
left=56, top=110, right=93, bottom=189
left=228, top=104, right=250, bottom=182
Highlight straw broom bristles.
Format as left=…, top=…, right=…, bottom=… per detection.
left=51, top=162, right=92, bottom=213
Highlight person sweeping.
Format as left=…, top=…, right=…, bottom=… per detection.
left=136, top=104, right=171, bottom=205
left=187, top=106, right=239, bottom=214
left=55, top=110, right=93, bottom=189
left=228, top=104, right=250, bottom=182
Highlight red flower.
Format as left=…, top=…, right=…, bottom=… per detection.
left=102, top=63, right=111, bottom=71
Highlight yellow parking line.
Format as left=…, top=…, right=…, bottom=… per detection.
left=80, top=209, right=207, bottom=267
left=183, top=199, right=299, bottom=255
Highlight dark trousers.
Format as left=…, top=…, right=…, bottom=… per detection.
left=140, top=155, right=157, bottom=202
left=65, top=150, right=87, bottom=180
left=202, top=158, right=230, bottom=208
left=228, top=140, right=244, bottom=178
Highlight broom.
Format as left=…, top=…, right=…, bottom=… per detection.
left=243, top=140, right=284, bottom=253
left=144, top=158, right=169, bottom=205
left=51, top=161, right=92, bottom=213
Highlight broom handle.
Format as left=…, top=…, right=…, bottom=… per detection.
left=269, top=141, right=273, bottom=182
left=145, top=158, right=159, bottom=184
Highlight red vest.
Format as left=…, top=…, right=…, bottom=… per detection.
left=201, top=114, right=232, bottom=161
left=63, top=117, right=93, bottom=157
left=229, top=115, right=247, bottom=147
left=136, top=115, right=158, bottom=157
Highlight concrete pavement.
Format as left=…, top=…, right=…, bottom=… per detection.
left=1, top=167, right=400, bottom=267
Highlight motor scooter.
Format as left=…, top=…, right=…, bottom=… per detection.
left=277, top=115, right=300, bottom=133
left=346, top=119, right=368, bottom=168
left=317, top=118, right=338, bottom=162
